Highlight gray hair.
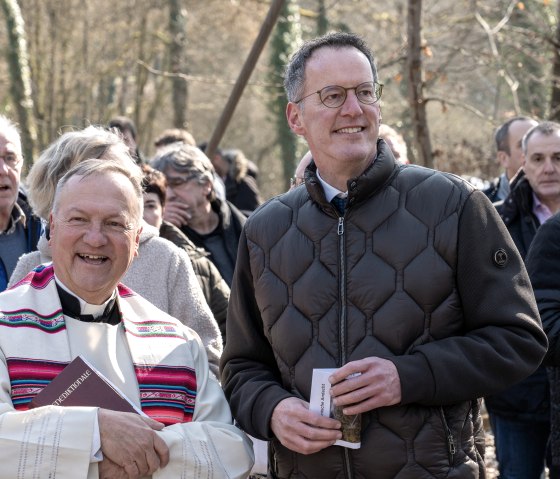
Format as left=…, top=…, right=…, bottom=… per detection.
left=284, top=31, right=379, bottom=103
left=522, top=121, right=560, bottom=155
left=0, top=115, right=22, bottom=157
left=150, top=143, right=216, bottom=201
left=53, top=158, right=144, bottom=225
left=27, top=125, right=133, bottom=220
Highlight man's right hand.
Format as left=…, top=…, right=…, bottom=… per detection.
left=98, top=409, right=170, bottom=478
left=270, top=397, right=342, bottom=455
left=163, top=200, right=191, bottom=228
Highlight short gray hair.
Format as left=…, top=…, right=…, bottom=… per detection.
left=284, top=32, right=379, bottom=103
left=53, top=158, right=144, bottom=224
left=150, top=143, right=216, bottom=201
left=522, top=121, right=560, bottom=155
left=0, top=115, right=22, bottom=157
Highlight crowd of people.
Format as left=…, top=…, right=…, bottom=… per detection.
left=0, top=30, right=558, bottom=479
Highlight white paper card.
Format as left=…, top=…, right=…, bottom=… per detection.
left=309, top=368, right=361, bottom=449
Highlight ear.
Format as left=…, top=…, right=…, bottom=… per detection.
left=496, top=150, right=508, bottom=168
left=286, top=102, right=306, bottom=136
left=134, top=225, right=142, bottom=257
left=203, top=180, right=213, bottom=197
left=48, top=213, right=55, bottom=244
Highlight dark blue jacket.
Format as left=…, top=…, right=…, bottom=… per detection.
left=0, top=191, right=42, bottom=291
left=485, top=170, right=549, bottom=421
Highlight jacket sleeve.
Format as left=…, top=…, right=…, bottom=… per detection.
left=220, top=228, right=294, bottom=440
left=392, top=190, right=548, bottom=405
left=165, top=246, right=223, bottom=378
left=526, top=214, right=560, bottom=366
left=205, top=260, right=230, bottom=344
left=7, top=251, right=42, bottom=288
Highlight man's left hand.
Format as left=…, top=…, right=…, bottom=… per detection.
left=328, top=357, right=402, bottom=414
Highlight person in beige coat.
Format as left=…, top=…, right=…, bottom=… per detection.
left=8, top=126, right=222, bottom=376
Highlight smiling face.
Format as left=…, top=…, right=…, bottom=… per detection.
left=523, top=129, right=560, bottom=210
left=286, top=46, right=380, bottom=186
left=49, top=171, right=141, bottom=304
left=0, top=131, right=22, bottom=221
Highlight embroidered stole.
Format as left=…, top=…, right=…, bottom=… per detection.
left=1, top=264, right=196, bottom=425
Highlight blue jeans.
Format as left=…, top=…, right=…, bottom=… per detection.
left=490, top=413, right=553, bottom=479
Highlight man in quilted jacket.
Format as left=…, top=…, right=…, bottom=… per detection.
left=221, top=32, right=547, bottom=479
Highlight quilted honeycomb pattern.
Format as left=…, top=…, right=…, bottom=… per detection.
left=244, top=165, right=484, bottom=477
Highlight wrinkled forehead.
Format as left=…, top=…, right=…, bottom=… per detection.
left=58, top=172, right=142, bottom=220
left=0, top=131, right=22, bottom=155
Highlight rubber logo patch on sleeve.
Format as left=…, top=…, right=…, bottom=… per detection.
left=493, top=248, right=508, bottom=268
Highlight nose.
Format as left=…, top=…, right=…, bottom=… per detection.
left=339, top=89, right=364, bottom=116
left=166, top=187, right=177, bottom=201
left=543, top=158, right=556, bottom=173
left=0, top=159, right=9, bottom=175
left=82, top=221, right=108, bottom=247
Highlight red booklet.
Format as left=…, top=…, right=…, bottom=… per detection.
left=29, top=355, right=143, bottom=415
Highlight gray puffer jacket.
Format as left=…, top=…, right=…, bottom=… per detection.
left=221, top=141, right=547, bottom=479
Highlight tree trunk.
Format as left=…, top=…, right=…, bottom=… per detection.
left=550, top=1, right=560, bottom=122
left=168, top=0, right=188, bottom=128
left=269, top=0, right=301, bottom=189
left=1, top=0, right=37, bottom=168
left=406, top=0, right=432, bottom=168
left=317, top=0, right=328, bottom=35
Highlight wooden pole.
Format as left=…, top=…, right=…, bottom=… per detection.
left=205, top=0, right=286, bottom=160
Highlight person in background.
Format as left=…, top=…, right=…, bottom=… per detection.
left=220, top=31, right=547, bottom=479
left=8, top=126, right=223, bottom=376
left=483, top=116, right=538, bottom=202
left=221, top=148, right=262, bottom=215
left=154, top=128, right=196, bottom=151
left=141, top=164, right=230, bottom=343
left=151, top=143, right=246, bottom=287
left=290, top=150, right=313, bottom=189
left=109, top=115, right=144, bottom=164
left=526, top=210, right=560, bottom=475
left=485, top=120, right=560, bottom=479
left=0, top=159, right=253, bottom=478
left=0, top=115, right=42, bottom=291
left=378, top=123, right=409, bottom=164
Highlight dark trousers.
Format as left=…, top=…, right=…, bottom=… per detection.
left=491, top=413, right=560, bottom=479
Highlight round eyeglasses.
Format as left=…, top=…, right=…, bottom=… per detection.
left=295, top=81, right=383, bottom=109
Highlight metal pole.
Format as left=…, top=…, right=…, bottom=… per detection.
left=205, top=0, right=286, bottom=160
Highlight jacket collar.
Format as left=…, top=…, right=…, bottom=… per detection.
left=305, top=139, right=398, bottom=211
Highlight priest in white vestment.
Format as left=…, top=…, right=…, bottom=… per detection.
left=0, top=159, right=254, bottom=478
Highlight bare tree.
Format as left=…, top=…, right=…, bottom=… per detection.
left=550, top=0, right=560, bottom=122
left=406, top=0, right=432, bottom=168
left=1, top=0, right=36, bottom=167
left=168, top=0, right=188, bottom=128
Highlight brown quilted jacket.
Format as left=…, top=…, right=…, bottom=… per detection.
left=221, top=140, right=547, bottom=479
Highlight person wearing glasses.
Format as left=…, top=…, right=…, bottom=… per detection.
left=150, top=143, right=246, bottom=287
left=221, top=32, right=547, bottom=478
left=0, top=115, right=42, bottom=291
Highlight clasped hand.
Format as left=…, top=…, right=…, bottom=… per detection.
left=163, top=200, right=191, bottom=228
left=329, top=357, right=402, bottom=415
left=98, top=409, right=169, bottom=479
left=271, top=357, right=402, bottom=455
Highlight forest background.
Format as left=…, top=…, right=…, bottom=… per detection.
left=1, top=0, right=559, bottom=199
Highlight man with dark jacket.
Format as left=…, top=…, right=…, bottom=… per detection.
left=0, top=115, right=41, bottom=291
left=150, top=143, right=246, bottom=287
left=486, top=120, right=560, bottom=479
left=483, top=116, right=537, bottom=202
left=220, top=32, right=547, bottom=479
left=526, top=211, right=560, bottom=473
